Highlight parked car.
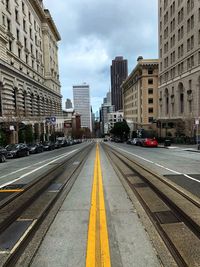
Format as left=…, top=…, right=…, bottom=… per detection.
left=6, top=144, right=30, bottom=158
left=141, top=138, right=158, bottom=147
left=43, top=141, right=55, bottom=151
left=28, top=143, right=44, bottom=154
left=0, top=147, right=7, bottom=162
left=126, top=139, right=132, bottom=144
left=54, top=140, right=62, bottom=149
left=132, top=138, right=142, bottom=146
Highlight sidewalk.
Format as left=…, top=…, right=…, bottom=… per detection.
left=159, top=143, right=200, bottom=152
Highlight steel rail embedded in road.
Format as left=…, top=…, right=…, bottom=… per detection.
left=102, top=143, right=200, bottom=267
left=0, top=143, right=94, bottom=267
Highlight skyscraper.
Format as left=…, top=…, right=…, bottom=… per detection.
left=65, top=98, right=73, bottom=109
left=110, top=56, right=128, bottom=111
left=73, top=84, right=92, bottom=131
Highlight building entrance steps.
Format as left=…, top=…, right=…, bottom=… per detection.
left=31, top=143, right=161, bottom=267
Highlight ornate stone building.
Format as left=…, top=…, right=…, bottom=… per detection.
left=0, top=0, right=62, bottom=143
left=158, top=0, right=200, bottom=138
left=122, top=57, right=159, bottom=134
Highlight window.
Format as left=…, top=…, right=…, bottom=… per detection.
left=148, top=108, right=153, bottom=113
left=30, top=43, right=33, bottom=53
left=148, top=69, right=153, bottom=75
left=7, top=18, right=11, bottom=32
left=14, top=88, right=18, bottom=113
left=25, top=54, right=28, bottom=64
left=148, top=117, right=154, bottom=123
left=28, top=12, right=31, bottom=23
left=22, top=2, right=25, bottom=14
left=148, top=79, right=153, bottom=85
left=15, top=9, right=19, bottom=22
left=191, top=35, right=194, bottom=50
left=29, top=27, right=32, bottom=39
left=23, top=19, right=26, bottom=32
left=18, top=48, right=21, bottom=58
left=24, top=37, right=27, bottom=48
left=6, top=0, right=10, bottom=11
left=148, top=88, right=153, bottom=94
left=8, top=40, right=12, bottom=52
left=148, top=98, right=153, bottom=104
left=16, top=29, right=19, bottom=40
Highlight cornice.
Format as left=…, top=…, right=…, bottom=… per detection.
left=44, top=9, right=61, bottom=41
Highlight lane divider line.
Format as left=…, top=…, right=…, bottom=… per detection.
left=86, top=144, right=111, bottom=267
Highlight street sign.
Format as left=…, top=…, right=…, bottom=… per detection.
left=46, top=117, right=56, bottom=125
left=195, top=119, right=199, bottom=125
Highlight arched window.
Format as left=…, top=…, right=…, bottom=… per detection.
left=23, top=91, right=27, bottom=116
left=30, top=93, right=34, bottom=116
left=178, top=82, right=184, bottom=114
left=165, top=88, right=169, bottom=115
left=0, top=82, right=3, bottom=116
left=37, top=95, right=41, bottom=116
left=13, top=87, right=18, bottom=115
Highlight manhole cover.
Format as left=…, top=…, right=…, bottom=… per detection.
left=154, top=210, right=180, bottom=224
left=48, top=183, right=62, bottom=192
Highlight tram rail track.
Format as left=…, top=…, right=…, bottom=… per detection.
left=103, top=143, right=200, bottom=267
left=0, top=143, right=93, bottom=267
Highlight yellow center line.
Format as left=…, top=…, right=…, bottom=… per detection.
left=86, top=144, right=111, bottom=267
left=0, top=189, right=24, bottom=193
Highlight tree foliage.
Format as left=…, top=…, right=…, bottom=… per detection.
left=110, top=121, right=130, bottom=139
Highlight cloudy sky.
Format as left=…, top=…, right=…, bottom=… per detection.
left=43, top=0, right=158, bottom=113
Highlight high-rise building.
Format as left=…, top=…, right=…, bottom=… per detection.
left=122, top=57, right=159, bottom=133
left=158, top=0, right=200, bottom=138
left=111, top=56, right=128, bottom=111
left=73, top=84, right=92, bottom=131
left=65, top=98, right=72, bottom=109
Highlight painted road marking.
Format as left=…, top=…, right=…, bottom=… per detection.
left=0, top=189, right=24, bottom=193
left=86, top=144, right=111, bottom=267
left=107, top=144, right=200, bottom=184
left=0, top=149, right=78, bottom=189
left=0, top=150, right=79, bottom=180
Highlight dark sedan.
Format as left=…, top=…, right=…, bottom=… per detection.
left=6, top=144, right=30, bottom=158
left=43, top=141, right=55, bottom=151
left=28, top=143, right=44, bottom=154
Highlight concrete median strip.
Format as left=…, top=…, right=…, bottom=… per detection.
left=86, top=144, right=111, bottom=267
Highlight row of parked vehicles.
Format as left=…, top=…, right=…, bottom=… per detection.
left=0, top=138, right=83, bottom=163
left=126, top=137, right=158, bottom=147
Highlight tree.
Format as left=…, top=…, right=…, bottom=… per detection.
left=110, top=121, right=130, bottom=139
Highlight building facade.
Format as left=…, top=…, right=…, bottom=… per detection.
left=73, top=84, right=92, bottom=132
left=158, top=0, right=200, bottom=138
left=111, top=56, right=128, bottom=111
left=122, top=57, right=159, bottom=134
left=0, top=0, right=62, bottom=143
left=108, top=110, right=123, bottom=131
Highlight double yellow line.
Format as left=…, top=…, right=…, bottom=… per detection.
left=86, top=144, right=111, bottom=267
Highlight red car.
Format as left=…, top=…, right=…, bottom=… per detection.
left=142, top=138, right=158, bottom=147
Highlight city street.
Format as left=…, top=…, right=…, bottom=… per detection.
left=105, top=142, right=200, bottom=198
left=0, top=142, right=90, bottom=189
